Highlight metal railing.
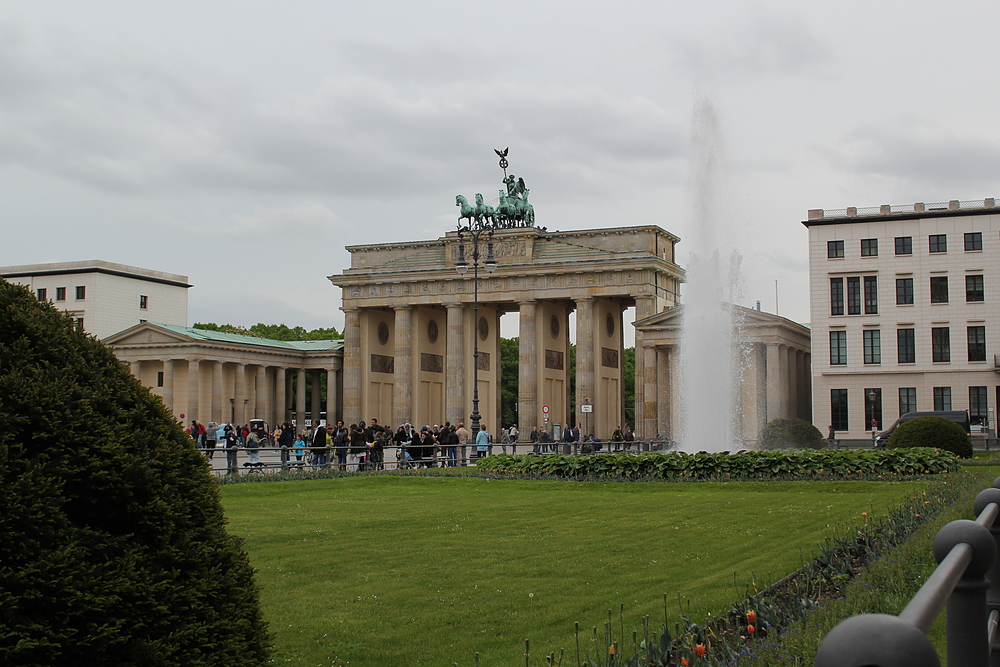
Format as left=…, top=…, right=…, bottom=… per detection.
left=815, top=478, right=1000, bottom=667
left=811, top=198, right=998, bottom=220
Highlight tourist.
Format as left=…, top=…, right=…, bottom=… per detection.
left=293, top=432, right=306, bottom=461
left=246, top=428, right=261, bottom=465
left=530, top=426, right=539, bottom=453
left=223, top=424, right=240, bottom=474
left=349, top=422, right=366, bottom=470
left=311, top=421, right=328, bottom=467
left=204, top=421, right=218, bottom=459
left=611, top=426, right=624, bottom=451
left=333, top=420, right=348, bottom=469
left=476, top=424, right=491, bottom=459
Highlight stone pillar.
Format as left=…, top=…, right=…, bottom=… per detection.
left=255, top=366, right=266, bottom=421
left=342, top=308, right=362, bottom=427
left=234, top=363, right=246, bottom=425
left=575, top=297, right=595, bottom=432
left=311, top=369, right=322, bottom=424
left=130, top=361, right=141, bottom=381
left=766, top=343, right=786, bottom=422
left=633, top=296, right=658, bottom=440
left=212, top=361, right=224, bottom=423
left=296, top=368, right=307, bottom=428
left=642, top=344, right=657, bottom=439
left=327, top=367, right=338, bottom=424
left=446, top=303, right=466, bottom=426
left=518, top=301, right=538, bottom=432
left=162, top=359, right=174, bottom=413
left=393, top=306, right=413, bottom=429
left=274, top=366, right=287, bottom=425
left=657, top=346, right=671, bottom=439
left=188, top=359, right=200, bottom=423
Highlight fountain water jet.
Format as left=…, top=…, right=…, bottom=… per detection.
left=678, top=94, right=746, bottom=452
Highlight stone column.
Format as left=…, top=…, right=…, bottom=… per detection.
left=274, top=366, right=287, bottom=425
left=575, top=297, right=595, bottom=432
left=342, top=308, right=362, bottom=427
left=633, top=296, right=658, bottom=440
left=162, top=359, right=174, bottom=413
left=212, top=361, right=224, bottom=423
left=188, top=359, right=200, bottom=423
left=296, top=368, right=307, bottom=427
left=311, top=369, right=322, bottom=423
left=518, top=301, right=538, bottom=432
left=393, top=306, right=413, bottom=429
left=642, top=344, right=657, bottom=439
left=657, top=346, right=671, bottom=439
left=327, top=367, right=338, bottom=424
left=254, top=366, right=266, bottom=422
left=130, top=361, right=141, bottom=381
left=446, top=303, right=466, bottom=426
left=234, top=363, right=246, bottom=425
left=766, top=343, right=787, bottom=422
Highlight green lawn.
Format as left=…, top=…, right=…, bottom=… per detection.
left=220, top=476, right=929, bottom=666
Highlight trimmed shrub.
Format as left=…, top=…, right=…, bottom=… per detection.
left=0, top=279, right=272, bottom=666
left=887, top=415, right=973, bottom=458
left=758, top=417, right=826, bottom=450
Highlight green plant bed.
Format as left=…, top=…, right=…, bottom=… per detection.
left=475, top=449, right=960, bottom=480
left=221, top=476, right=934, bottom=666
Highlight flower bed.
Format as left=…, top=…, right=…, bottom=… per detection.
left=474, top=448, right=959, bottom=480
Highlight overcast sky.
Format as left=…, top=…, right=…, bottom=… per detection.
left=3, top=0, right=998, bottom=338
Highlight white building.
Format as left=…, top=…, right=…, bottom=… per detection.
left=804, top=198, right=1000, bottom=441
left=0, top=260, right=190, bottom=339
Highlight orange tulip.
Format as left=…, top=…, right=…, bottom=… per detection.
left=746, top=610, right=756, bottom=624
left=681, top=659, right=689, bottom=667
left=695, top=644, right=706, bottom=656
left=747, top=624, right=756, bottom=634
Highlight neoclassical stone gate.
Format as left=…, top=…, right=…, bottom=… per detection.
left=329, top=225, right=684, bottom=438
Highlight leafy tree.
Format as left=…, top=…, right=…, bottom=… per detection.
left=0, top=280, right=272, bottom=666
left=623, top=347, right=635, bottom=427
left=193, top=322, right=342, bottom=341
left=887, top=416, right=973, bottom=458
left=759, top=418, right=826, bottom=450
left=500, top=337, right=520, bottom=427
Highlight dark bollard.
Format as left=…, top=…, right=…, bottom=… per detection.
left=975, top=486, right=1000, bottom=665
left=814, top=614, right=939, bottom=667
left=933, top=519, right=996, bottom=667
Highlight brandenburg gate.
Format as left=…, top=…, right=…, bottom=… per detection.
left=329, top=224, right=683, bottom=438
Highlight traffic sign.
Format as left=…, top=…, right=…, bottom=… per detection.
left=581, top=404, right=593, bottom=413
left=542, top=405, right=550, bottom=414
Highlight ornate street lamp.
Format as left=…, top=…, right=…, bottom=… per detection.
left=868, top=389, right=877, bottom=448
left=455, top=218, right=497, bottom=434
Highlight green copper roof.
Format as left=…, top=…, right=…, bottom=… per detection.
left=153, top=323, right=343, bottom=352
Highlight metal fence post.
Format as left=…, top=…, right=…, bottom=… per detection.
left=934, top=520, right=997, bottom=667
left=814, top=614, right=939, bottom=667
left=974, top=485, right=1000, bottom=666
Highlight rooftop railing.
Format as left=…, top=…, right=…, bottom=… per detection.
left=809, top=198, right=998, bottom=221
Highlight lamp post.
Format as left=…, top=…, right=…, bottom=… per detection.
left=868, top=389, right=877, bottom=448
left=455, top=217, right=497, bottom=435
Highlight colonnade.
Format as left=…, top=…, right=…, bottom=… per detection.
left=136, top=358, right=341, bottom=429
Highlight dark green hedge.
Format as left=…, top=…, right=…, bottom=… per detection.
left=758, top=417, right=826, bottom=450
left=475, top=448, right=959, bottom=479
left=0, top=279, right=271, bottom=666
left=887, top=415, right=973, bottom=458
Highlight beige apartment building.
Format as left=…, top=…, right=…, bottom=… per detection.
left=804, top=198, right=1000, bottom=441
left=0, top=260, right=190, bottom=339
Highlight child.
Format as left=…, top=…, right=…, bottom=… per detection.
left=293, top=433, right=306, bottom=462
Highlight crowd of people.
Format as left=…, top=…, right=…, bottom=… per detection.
left=186, top=417, right=645, bottom=473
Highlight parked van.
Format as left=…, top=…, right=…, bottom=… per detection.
left=874, top=410, right=971, bottom=448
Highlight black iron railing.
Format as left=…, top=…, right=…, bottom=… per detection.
left=815, top=479, right=1000, bottom=667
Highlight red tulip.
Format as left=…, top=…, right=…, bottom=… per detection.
left=747, top=624, right=756, bottom=634
left=695, top=644, right=706, bottom=656
left=681, top=659, right=689, bottom=666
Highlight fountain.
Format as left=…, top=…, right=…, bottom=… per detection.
left=677, top=94, right=746, bottom=452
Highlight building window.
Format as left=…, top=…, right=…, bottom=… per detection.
left=75, top=285, right=86, bottom=300
left=864, top=276, right=878, bottom=314
left=36, top=288, right=47, bottom=302
left=864, top=388, right=883, bottom=430
left=140, top=295, right=149, bottom=310
left=897, top=328, right=916, bottom=363
left=930, top=276, right=949, bottom=303
left=932, top=327, right=951, bottom=362
left=863, top=330, right=881, bottom=364
left=896, top=278, right=914, bottom=305
left=831, top=389, right=849, bottom=431
left=929, top=234, right=947, bottom=253
left=827, top=240, right=844, bottom=258
left=970, top=386, right=988, bottom=425
left=899, top=387, right=917, bottom=416
left=75, top=317, right=84, bottom=328
left=965, top=232, right=983, bottom=251
left=830, top=278, right=844, bottom=316
left=829, top=331, right=847, bottom=365
left=966, top=274, right=985, bottom=302
left=847, top=277, right=861, bottom=315
left=968, top=326, right=986, bottom=362
left=861, top=238, right=878, bottom=257
left=156, top=371, right=164, bottom=387
left=933, top=387, right=952, bottom=411
left=895, top=236, right=912, bottom=255
left=55, top=287, right=66, bottom=301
